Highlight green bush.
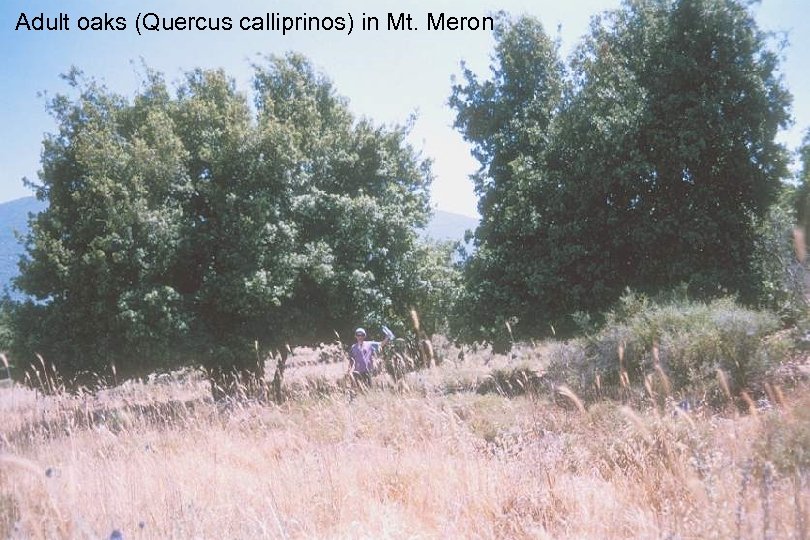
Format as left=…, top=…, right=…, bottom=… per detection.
left=544, top=341, right=591, bottom=392
left=547, top=292, right=784, bottom=403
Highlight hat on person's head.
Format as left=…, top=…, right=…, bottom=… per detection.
left=355, top=327, right=366, bottom=337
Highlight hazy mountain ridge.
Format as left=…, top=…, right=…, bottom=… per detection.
left=424, top=208, right=477, bottom=245
left=0, top=197, right=46, bottom=296
left=0, top=197, right=477, bottom=294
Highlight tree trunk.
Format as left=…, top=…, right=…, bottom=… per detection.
left=272, top=348, right=289, bottom=403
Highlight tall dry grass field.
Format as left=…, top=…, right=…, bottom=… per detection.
left=1, top=347, right=809, bottom=539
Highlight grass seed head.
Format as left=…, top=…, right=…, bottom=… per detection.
left=557, top=385, right=586, bottom=414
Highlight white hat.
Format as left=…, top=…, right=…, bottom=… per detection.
left=354, top=327, right=366, bottom=337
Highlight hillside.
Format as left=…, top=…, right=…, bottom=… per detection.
left=0, top=197, right=477, bottom=293
left=424, top=209, right=478, bottom=244
left=0, top=197, right=46, bottom=296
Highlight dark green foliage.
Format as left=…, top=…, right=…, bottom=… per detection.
left=449, top=13, right=565, bottom=344
left=10, top=55, right=456, bottom=384
left=451, top=2, right=792, bottom=344
left=749, top=198, right=807, bottom=324
left=559, top=0, right=790, bottom=303
left=794, top=129, right=810, bottom=228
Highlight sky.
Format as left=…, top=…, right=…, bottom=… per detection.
left=1, top=0, right=808, bottom=218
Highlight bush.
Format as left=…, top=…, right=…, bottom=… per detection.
left=544, top=341, right=591, bottom=392
left=547, top=292, right=784, bottom=404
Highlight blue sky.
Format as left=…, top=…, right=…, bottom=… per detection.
left=1, top=0, right=808, bottom=218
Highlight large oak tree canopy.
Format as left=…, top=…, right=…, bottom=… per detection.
left=12, top=53, right=453, bottom=381
left=451, top=2, right=792, bottom=344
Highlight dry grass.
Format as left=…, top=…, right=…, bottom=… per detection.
left=1, top=345, right=809, bottom=539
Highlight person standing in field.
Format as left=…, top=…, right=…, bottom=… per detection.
left=348, top=327, right=391, bottom=389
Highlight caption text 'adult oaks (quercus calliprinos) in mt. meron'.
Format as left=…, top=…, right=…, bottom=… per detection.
left=14, top=11, right=495, bottom=35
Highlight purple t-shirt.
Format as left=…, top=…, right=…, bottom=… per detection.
left=350, top=341, right=381, bottom=373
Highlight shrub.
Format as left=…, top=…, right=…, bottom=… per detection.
left=544, top=341, right=591, bottom=393
left=547, top=291, right=783, bottom=404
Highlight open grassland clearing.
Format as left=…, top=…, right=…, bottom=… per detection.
left=2, top=342, right=810, bottom=539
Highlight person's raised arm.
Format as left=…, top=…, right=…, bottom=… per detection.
left=381, top=325, right=395, bottom=349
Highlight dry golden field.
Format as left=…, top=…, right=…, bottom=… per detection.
left=1, top=343, right=809, bottom=539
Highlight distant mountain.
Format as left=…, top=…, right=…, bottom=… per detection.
left=423, top=209, right=478, bottom=245
left=0, top=197, right=46, bottom=297
left=0, top=197, right=478, bottom=294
